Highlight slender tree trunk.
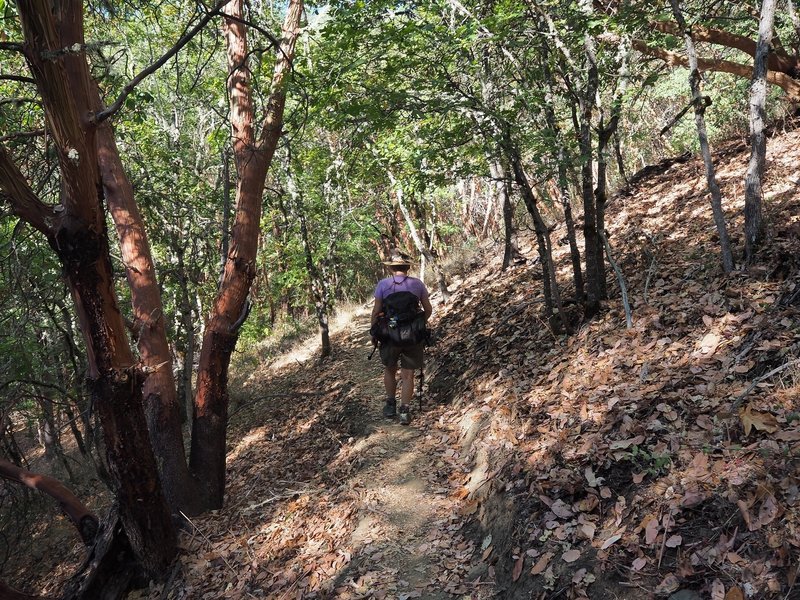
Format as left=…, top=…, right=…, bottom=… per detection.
left=580, top=33, right=603, bottom=316
left=490, top=160, right=515, bottom=271
left=220, top=147, right=232, bottom=279
left=594, top=42, right=629, bottom=301
left=288, top=168, right=332, bottom=359
left=387, top=171, right=451, bottom=301
left=595, top=117, right=612, bottom=300
left=540, top=52, right=584, bottom=300
left=37, top=396, right=58, bottom=460
left=96, top=123, right=199, bottom=515
left=190, top=0, right=303, bottom=508
left=613, top=130, right=627, bottom=184
left=744, top=0, right=776, bottom=261
left=506, top=142, right=567, bottom=331
left=175, top=246, right=197, bottom=426
left=480, top=177, right=495, bottom=238
left=670, top=0, right=735, bottom=273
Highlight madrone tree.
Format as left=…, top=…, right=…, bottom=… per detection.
left=0, top=0, right=303, bottom=594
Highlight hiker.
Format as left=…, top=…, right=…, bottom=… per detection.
left=370, top=249, right=432, bottom=425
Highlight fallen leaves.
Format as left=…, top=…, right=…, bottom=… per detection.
left=654, top=573, right=680, bottom=595
left=739, top=405, right=779, bottom=436
left=530, top=552, right=553, bottom=575
left=561, top=549, right=581, bottom=563
left=512, top=554, right=525, bottom=581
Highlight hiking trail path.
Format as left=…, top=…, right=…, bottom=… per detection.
left=139, top=304, right=499, bottom=600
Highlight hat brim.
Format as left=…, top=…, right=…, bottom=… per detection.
left=382, top=260, right=412, bottom=267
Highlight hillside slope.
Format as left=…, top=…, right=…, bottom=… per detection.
left=423, top=125, right=800, bottom=598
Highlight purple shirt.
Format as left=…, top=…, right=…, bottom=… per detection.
left=374, top=275, right=429, bottom=301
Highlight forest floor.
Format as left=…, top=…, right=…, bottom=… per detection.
left=5, top=120, right=800, bottom=599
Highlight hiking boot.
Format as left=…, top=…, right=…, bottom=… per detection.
left=382, top=399, right=397, bottom=418
left=398, top=405, right=411, bottom=425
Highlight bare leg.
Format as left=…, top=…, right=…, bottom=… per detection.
left=399, top=368, right=415, bottom=407
left=384, top=365, right=398, bottom=399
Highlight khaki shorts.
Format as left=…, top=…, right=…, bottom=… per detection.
left=380, top=342, right=424, bottom=370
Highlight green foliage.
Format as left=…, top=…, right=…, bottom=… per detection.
left=624, top=444, right=672, bottom=477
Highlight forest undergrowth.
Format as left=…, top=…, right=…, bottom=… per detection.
left=6, top=124, right=800, bottom=599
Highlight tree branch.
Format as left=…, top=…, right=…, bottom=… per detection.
left=0, top=144, right=55, bottom=236
left=0, top=97, right=40, bottom=107
left=631, top=38, right=800, bottom=99
left=0, top=74, right=36, bottom=84
left=95, top=0, right=233, bottom=123
left=0, top=42, right=24, bottom=53
left=220, top=13, right=281, bottom=54
left=653, top=20, right=798, bottom=74
left=0, top=129, right=45, bottom=143
left=0, top=458, right=99, bottom=545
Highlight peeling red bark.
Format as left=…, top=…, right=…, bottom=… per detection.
left=189, top=0, right=304, bottom=507
left=0, top=458, right=98, bottom=545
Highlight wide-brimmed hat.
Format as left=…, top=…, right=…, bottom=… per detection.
left=382, top=249, right=413, bottom=267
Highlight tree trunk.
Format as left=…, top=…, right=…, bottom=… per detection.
left=744, top=0, right=776, bottom=261
left=175, top=246, right=198, bottom=426
left=288, top=169, right=332, bottom=359
left=37, top=396, right=58, bottom=461
left=594, top=117, right=612, bottom=301
left=613, top=130, right=627, bottom=184
left=190, top=0, right=303, bottom=508
left=505, top=142, right=567, bottom=331
left=96, top=123, right=199, bottom=515
left=490, top=160, right=515, bottom=271
left=387, top=171, right=451, bottom=301
left=669, top=0, right=734, bottom=273
left=594, top=42, right=629, bottom=301
left=9, top=0, right=176, bottom=578
left=220, top=147, right=232, bottom=280
left=540, top=51, right=584, bottom=301
left=580, top=34, right=603, bottom=316
left=60, top=506, right=143, bottom=600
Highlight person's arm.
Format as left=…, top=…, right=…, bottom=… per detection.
left=421, top=295, right=432, bottom=321
left=371, top=297, right=383, bottom=327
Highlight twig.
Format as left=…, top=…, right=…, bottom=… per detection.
left=242, top=486, right=319, bottom=512
left=729, top=359, right=800, bottom=412
left=657, top=511, right=670, bottom=569
left=659, top=96, right=711, bottom=136
left=600, top=230, right=633, bottom=329
left=179, top=510, right=238, bottom=575
left=642, top=231, right=659, bottom=305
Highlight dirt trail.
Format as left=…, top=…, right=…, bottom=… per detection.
left=137, top=305, right=496, bottom=599
left=288, top=308, right=488, bottom=599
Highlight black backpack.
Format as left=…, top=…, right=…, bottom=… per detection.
left=374, top=291, right=427, bottom=347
